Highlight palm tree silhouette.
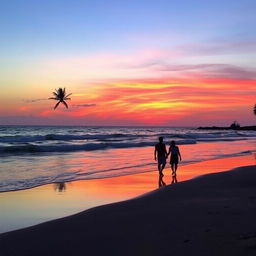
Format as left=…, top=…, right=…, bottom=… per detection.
left=49, top=88, right=72, bottom=110
left=254, top=104, right=256, bottom=116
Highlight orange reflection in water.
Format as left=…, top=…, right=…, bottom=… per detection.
left=177, top=154, right=255, bottom=182
left=0, top=154, right=255, bottom=234
left=68, top=153, right=255, bottom=201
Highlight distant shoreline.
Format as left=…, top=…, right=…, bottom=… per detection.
left=198, top=125, right=256, bottom=131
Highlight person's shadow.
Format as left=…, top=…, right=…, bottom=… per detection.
left=158, top=174, right=166, bottom=188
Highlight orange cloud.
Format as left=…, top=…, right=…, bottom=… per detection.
left=37, top=75, right=253, bottom=126
left=1, top=47, right=256, bottom=126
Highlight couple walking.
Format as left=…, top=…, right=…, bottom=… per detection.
left=154, top=137, right=182, bottom=178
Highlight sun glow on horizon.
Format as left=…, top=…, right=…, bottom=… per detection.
left=0, top=0, right=256, bottom=126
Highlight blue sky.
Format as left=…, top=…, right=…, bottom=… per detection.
left=1, top=0, right=255, bottom=57
left=0, top=0, right=256, bottom=126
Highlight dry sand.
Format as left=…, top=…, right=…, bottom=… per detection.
left=1, top=164, right=256, bottom=256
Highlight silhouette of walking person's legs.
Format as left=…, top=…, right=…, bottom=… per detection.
left=171, top=163, right=178, bottom=176
left=158, top=162, right=166, bottom=177
left=171, top=175, right=178, bottom=184
left=158, top=173, right=166, bottom=187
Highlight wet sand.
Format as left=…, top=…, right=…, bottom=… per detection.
left=0, top=154, right=254, bottom=234
left=0, top=154, right=256, bottom=255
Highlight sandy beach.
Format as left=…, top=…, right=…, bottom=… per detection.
left=1, top=155, right=256, bottom=256
left=1, top=154, right=254, bottom=233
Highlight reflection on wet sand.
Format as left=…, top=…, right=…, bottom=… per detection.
left=0, top=155, right=254, bottom=234
left=54, top=182, right=66, bottom=192
left=158, top=174, right=166, bottom=188
left=171, top=175, right=178, bottom=184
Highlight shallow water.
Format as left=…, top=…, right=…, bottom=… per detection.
left=0, top=154, right=255, bottom=234
left=0, top=126, right=255, bottom=192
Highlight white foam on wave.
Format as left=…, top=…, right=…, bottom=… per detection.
left=0, top=133, right=138, bottom=143
left=0, top=128, right=254, bottom=144
left=0, top=139, right=197, bottom=154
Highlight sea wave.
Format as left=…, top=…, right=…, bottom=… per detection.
left=0, top=130, right=254, bottom=144
left=0, top=130, right=254, bottom=154
left=0, top=139, right=197, bottom=154
left=1, top=126, right=255, bottom=193
left=0, top=133, right=136, bottom=143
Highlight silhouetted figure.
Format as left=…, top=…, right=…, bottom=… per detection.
left=167, top=140, right=182, bottom=177
left=154, top=136, right=167, bottom=177
left=171, top=175, right=178, bottom=184
left=54, top=182, right=66, bottom=192
left=158, top=173, right=166, bottom=188
left=49, top=88, right=72, bottom=109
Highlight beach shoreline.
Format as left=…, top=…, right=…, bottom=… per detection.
left=1, top=163, right=256, bottom=256
left=1, top=151, right=256, bottom=255
left=1, top=154, right=255, bottom=234
left=1, top=126, right=255, bottom=193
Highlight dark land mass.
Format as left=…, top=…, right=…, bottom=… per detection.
left=198, top=126, right=256, bottom=131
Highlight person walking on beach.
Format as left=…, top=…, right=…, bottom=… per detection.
left=158, top=174, right=166, bottom=187
left=154, top=137, right=167, bottom=177
left=167, top=140, right=182, bottom=177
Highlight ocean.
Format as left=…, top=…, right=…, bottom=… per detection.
left=0, top=125, right=255, bottom=192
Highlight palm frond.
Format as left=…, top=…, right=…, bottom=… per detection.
left=62, top=101, right=69, bottom=109
left=65, top=93, right=72, bottom=97
left=49, top=97, right=58, bottom=100
left=54, top=101, right=61, bottom=110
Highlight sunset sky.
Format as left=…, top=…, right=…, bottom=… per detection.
left=0, top=0, right=256, bottom=126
